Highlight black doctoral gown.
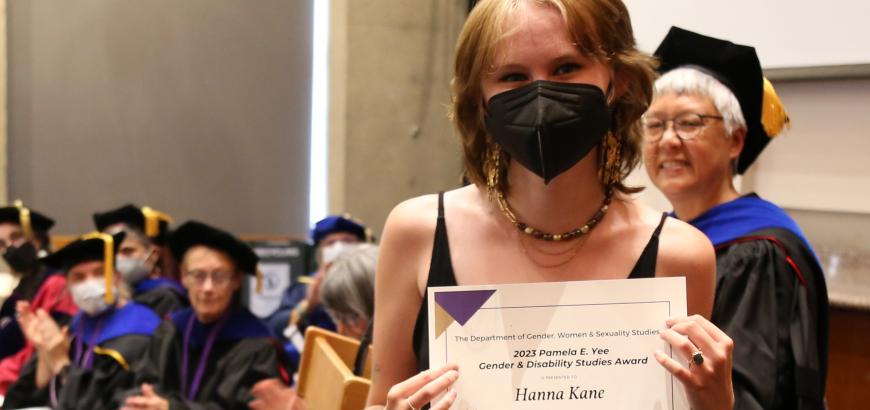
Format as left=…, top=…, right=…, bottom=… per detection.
left=129, top=305, right=289, bottom=410
left=687, top=194, right=828, bottom=410
left=4, top=302, right=161, bottom=410
left=133, top=277, right=189, bottom=318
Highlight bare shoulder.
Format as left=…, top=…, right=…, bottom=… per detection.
left=620, top=199, right=715, bottom=278
left=381, top=193, right=440, bottom=245
left=658, top=215, right=715, bottom=273
left=656, top=208, right=716, bottom=316
left=379, top=186, right=477, bottom=288
left=381, top=185, right=479, bottom=245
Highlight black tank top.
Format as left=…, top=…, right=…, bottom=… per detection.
left=411, top=192, right=669, bottom=371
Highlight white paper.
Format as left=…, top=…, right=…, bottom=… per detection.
left=428, top=277, right=690, bottom=409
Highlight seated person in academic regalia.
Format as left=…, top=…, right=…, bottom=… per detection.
left=643, top=27, right=829, bottom=410
left=4, top=231, right=161, bottom=410
left=267, top=215, right=371, bottom=372
left=122, top=221, right=289, bottom=410
left=93, top=204, right=188, bottom=317
left=0, top=201, right=77, bottom=395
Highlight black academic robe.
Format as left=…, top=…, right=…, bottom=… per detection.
left=133, top=278, right=189, bottom=318
left=687, top=194, right=828, bottom=410
left=711, top=227, right=828, bottom=410
left=130, top=306, right=288, bottom=410
left=4, top=302, right=160, bottom=410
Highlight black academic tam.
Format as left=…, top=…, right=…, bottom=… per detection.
left=168, top=221, right=259, bottom=275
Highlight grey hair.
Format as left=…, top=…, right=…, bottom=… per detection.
left=653, top=67, right=746, bottom=137
left=319, top=243, right=378, bottom=324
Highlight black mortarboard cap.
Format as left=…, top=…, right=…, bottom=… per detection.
left=93, top=204, right=172, bottom=244
left=168, top=221, right=259, bottom=275
left=654, top=26, right=769, bottom=174
left=0, top=202, right=55, bottom=237
left=42, top=232, right=125, bottom=273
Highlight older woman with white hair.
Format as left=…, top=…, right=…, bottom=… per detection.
left=642, top=27, right=828, bottom=410
left=319, top=243, right=377, bottom=341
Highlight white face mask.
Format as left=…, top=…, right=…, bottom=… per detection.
left=70, top=279, right=116, bottom=316
left=116, top=255, right=152, bottom=285
left=322, top=241, right=349, bottom=264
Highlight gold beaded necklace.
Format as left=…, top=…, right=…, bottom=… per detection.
left=495, top=188, right=614, bottom=242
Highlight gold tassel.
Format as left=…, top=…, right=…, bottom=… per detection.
left=12, top=200, right=33, bottom=240
left=140, top=206, right=173, bottom=239
left=761, top=78, right=791, bottom=138
left=81, top=232, right=115, bottom=304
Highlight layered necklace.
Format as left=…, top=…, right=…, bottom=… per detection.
left=495, top=188, right=614, bottom=269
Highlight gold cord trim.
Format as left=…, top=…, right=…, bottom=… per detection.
left=93, top=346, right=129, bottom=371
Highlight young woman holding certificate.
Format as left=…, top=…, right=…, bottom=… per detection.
left=366, top=1, right=736, bottom=409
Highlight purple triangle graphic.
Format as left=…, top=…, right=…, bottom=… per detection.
left=434, top=290, right=496, bottom=326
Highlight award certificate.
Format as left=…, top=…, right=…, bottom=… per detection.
left=428, top=277, right=690, bottom=409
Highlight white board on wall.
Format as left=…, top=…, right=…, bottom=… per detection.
left=624, top=0, right=870, bottom=69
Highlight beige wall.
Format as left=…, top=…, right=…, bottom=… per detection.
left=0, top=0, right=7, bottom=205
left=6, top=0, right=312, bottom=236
left=751, top=79, right=870, bottom=252
left=328, top=0, right=467, bottom=236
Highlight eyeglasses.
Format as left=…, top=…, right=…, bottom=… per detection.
left=185, top=270, right=236, bottom=287
left=641, top=113, right=724, bottom=142
left=326, top=309, right=362, bottom=326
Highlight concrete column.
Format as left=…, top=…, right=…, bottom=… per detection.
left=328, top=0, right=467, bottom=236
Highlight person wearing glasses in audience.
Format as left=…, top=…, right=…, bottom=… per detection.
left=642, top=27, right=828, bottom=409
left=122, top=221, right=289, bottom=410
left=93, top=204, right=188, bottom=317
left=0, top=202, right=77, bottom=396
left=4, top=232, right=161, bottom=410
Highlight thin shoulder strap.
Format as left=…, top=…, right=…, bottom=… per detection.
left=413, top=192, right=459, bottom=375
left=426, top=192, right=457, bottom=287
left=628, top=213, right=669, bottom=279
left=652, top=212, right=668, bottom=237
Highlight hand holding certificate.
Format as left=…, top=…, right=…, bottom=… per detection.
left=428, top=277, right=700, bottom=409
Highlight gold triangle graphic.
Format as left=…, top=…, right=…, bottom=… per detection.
left=434, top=302, right=453, bottom=338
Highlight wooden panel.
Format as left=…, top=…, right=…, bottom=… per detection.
left=297, top=326, right=371, bottom=410
left=51, top=235, right=77, bottom=251
left=826, top=306, right=870, bottom=409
